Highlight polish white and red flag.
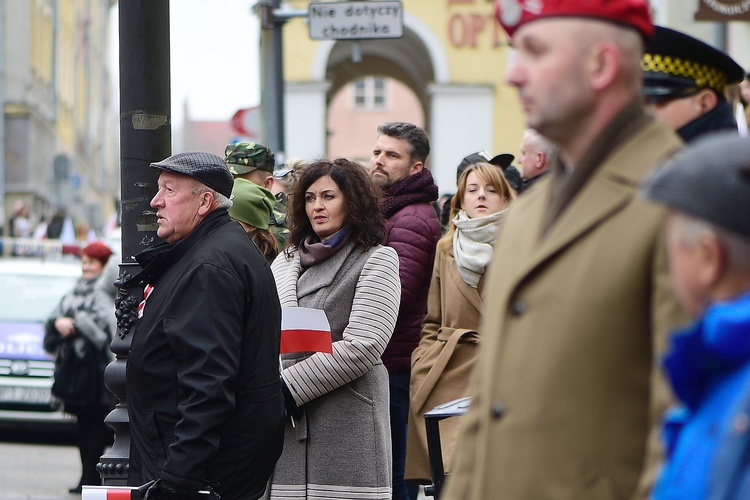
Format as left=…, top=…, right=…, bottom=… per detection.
left=82, top=486, right=134, bottom=500
left=280, top=306, right=333, bottom=354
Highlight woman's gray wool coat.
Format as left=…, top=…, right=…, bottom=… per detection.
left=266, top=242, right=401, bottom=499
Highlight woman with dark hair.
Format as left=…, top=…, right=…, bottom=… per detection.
left=266, top=158, right=401, bottom=499
left=405, top=162, right=516, bottom=484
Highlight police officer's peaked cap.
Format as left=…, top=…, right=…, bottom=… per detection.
left=642, top=26, right=745, bottom=98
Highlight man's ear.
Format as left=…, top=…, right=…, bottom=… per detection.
left=697, top=88, right=718, bottom=114
left=698, top=232, right=727, bottom=289
left=589, top=41, right=619, bottom=92
left=410, top=161, right=424, bottom=175
left=536, top=152, right=545, bottom=169
left=265, top=176, right=275, bottom=191
left=197, top=191, right=214, bottom=216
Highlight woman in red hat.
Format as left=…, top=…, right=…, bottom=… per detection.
left=43, top=241, right=115, bottom=493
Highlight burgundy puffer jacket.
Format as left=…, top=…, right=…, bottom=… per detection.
left=381, top=174, right=441, bottom=372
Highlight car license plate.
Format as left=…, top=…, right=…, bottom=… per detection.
left=0, top=385, right=52, bottom=404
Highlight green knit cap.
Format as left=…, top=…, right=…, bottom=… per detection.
left=228, top=178, right=276, bottom=230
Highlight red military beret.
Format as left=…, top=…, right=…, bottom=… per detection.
left=495, top=0, right=654, bottom=41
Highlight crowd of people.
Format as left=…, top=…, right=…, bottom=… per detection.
left=49, top=1, right=750, bottom=499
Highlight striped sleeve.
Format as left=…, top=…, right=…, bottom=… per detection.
left=283, top=246, right=401, bottom=405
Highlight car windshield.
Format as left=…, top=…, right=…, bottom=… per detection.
left=0, top=273, right=80, bottom=322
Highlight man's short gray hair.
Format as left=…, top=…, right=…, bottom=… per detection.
left=192, top=183, right=233, bottom=209
left=524, top=129, right=559, bottom=166
left=675, top=213, right=750, bottom=272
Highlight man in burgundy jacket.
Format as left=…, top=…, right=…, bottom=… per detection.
left=370, top=122, right=442, bottom=500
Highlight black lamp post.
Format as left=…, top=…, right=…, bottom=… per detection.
left=99, top=0, right=171, bottom=485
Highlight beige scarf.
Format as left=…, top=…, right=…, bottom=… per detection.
left=452, top=209, right=505, bottom=288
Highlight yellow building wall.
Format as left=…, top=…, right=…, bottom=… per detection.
left=30, top=0, right=54, bottom=85
left=56, top=0, right=76, bottom=147
left=282, top=0, right=526, bottom=157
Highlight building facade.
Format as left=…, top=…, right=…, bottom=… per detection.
left=277, top=0, right=750, bottom=195
left=1, top=0, right=119, bottom=239
left=281, top=0, right=520, bottom=194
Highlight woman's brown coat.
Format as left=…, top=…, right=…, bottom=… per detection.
left=405, top=245, right=484, bottom=482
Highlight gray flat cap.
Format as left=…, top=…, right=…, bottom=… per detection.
left=642, top=132, right=750, bottom=240
left=151, top=152, right=234, bottom=198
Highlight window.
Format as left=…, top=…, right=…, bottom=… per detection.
left=353, top=77, right=387, bottom=109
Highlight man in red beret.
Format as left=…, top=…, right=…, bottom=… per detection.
left=444, top=1, right=687, bottom=498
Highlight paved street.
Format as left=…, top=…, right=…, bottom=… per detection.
left=0, top=428, right=80, bottom=500
left=0, top=427, right=431, bottom=499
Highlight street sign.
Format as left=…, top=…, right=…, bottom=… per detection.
left=308, top=1, right=403, bottom=40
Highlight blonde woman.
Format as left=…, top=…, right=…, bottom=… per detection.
left=405, top=162, right=516, bottom=483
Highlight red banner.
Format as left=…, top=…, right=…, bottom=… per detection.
left=280, top=329, right=334, bottom=354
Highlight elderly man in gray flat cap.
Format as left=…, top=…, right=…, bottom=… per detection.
left=642, top=132, right=750, bottom=499
left=124, top=152, right=285, bottom=500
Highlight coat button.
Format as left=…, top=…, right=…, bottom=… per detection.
left=511, top=300, right=526, bottom=316
left=491, top=402, right=505, bottom=419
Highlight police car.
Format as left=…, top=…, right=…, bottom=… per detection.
left=0, top=255, right=81, bottom=426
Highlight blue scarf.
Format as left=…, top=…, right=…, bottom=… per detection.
left=664, top=289, right=750, bottom=410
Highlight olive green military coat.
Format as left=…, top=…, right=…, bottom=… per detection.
left=443, top=119, right=687, bottom=500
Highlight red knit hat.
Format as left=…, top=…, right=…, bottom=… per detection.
left=495, top=0, right=654, bottom=41
left=82, top=241, right=113, bottom=266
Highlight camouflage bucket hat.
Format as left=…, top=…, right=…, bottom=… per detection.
left=224, top=141, right=275, bottom=175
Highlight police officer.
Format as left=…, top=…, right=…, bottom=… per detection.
left=642, top=26, right=745, bottom=142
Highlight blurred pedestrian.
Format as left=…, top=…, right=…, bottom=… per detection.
left=517, top=129, right=556, bottom=193
left=124, top=152, right=285, bottom=500
left=642, top=26, right=745, bottom=142
left=269, top=158, right=307, bottom=250
left=266, top=158, right=400, bottom=499
left=33, top=215, right=48, bottom=240
left=10, top=201, right=31, bottom=238
left=43, top=241, right=116, bottom=493
left=444, top=1, right=687, bottom=498
left=229, top=178, right=279, bottom=262
left=406, top=162, right=515, bottom=484
left=271, top=158, right=306, bottom=199
left=370, top=122, right=442, bottom=500
left=46, top=208, right=66, bottom=240
left=642, top=133, right=750, bottom=500
left=740, top=72, right=750, bottom=133
left=726, top=84, right=748, bottom=138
